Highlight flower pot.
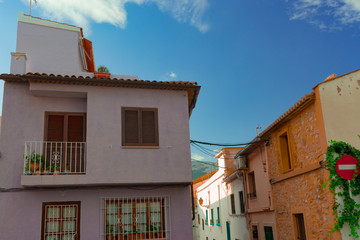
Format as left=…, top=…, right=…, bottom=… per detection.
left=29, top=162, right=40, bottom=171
left=94, top=72, right=111, bottom=78
left=106, top=235, right=116, bottom=240
left=146, top=232, right=154, bottom=238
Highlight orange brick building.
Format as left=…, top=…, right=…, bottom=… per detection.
left=241, top=91, right=343, bottom=239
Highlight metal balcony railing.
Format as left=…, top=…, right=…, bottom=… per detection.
left=24, top=141, right=86, bottom=175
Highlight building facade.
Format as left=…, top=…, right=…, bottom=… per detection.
left=194, top=148, right=249, bottom=240
left=0, top=12, right=200, bottom=240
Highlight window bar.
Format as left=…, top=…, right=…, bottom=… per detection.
left=75, top=142, right=78, bottom=174
left=84, top=143, right=87, bottom=174
left=24, top=142, right=27, bottom=174
left=79, top=143, right=82, bottom=174
left=65, top=142, right=68, bottom=174
left=70, top=143, right=73, bottom=175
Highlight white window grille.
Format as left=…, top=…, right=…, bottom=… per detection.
left=100, top=196, right=170, bottom=240
left=42, top=202, right=80, bottom=240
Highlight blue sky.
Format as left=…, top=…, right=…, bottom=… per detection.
left=0, top=0, right=360, bottom=162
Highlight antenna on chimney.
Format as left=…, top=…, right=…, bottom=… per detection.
left=29, top=0, right=37, bottom=16
left=256, top=124, right=263, bottom=136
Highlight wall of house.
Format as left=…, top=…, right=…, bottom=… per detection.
left=318, top=70, right=360, bottom=238
left=246, top=145, right=275, bottom=240
left=195, top=148, right=248, bottom=240
left=16, top=20, right=84, bottom=75
left=266, top=103, right=341, bottom=239
left=0, top=185, right=193, bottom=240
left=0, top=82, right=192, bottom=188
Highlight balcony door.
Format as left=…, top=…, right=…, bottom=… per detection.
left=45, top=112, right=86, bottom=173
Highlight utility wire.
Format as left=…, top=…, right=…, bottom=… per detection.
left=190, top=139, right=266, bottom=147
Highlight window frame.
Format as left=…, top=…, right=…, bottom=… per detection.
left=239, top=191, right=246, bottom=214
left=121, top=107, right=159, bottom=147
left=278, top=128, right=293, bottom=173
left=216, top=207, right=220, bottom=226
left=41, top=201, right=81, bottom=240
left=102, top=196, right=168, bottom=239
left=247, top=172, right=257, bottom=199
left=230, top=194, right=236, bottom=214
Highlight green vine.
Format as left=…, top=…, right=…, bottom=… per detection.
left=326, top=140, right=360, bottom=238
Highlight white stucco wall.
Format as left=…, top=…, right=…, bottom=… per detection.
left=195, top=150, right=249, bottom=240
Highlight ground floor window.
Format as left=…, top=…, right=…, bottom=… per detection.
left=41, top=201, right=81, bottom=240
left=101, top=196, right=169, bottom=240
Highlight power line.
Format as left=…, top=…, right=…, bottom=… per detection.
left=190, top=139, right=266, bottom=147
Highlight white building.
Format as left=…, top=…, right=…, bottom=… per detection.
left=194, top=148, right=249, bottom=240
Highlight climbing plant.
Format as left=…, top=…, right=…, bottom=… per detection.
left=326, top=140, right=360, bottom=238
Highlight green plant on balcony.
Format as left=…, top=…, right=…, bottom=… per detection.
left=24, top=152, right=44, bottom=173
left=97, top=65, right=110, bottom=73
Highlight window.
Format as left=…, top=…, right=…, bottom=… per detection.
left=44, top=112, right=86, bottom=173
left=101, top=197, right=169, bottom=240
left=41, top=201, right=80, bottom=240
left=294, top=213, right=307, bottom=240
left=122, top=107, right=159, bottom=147
left=279, top=130, right=292, bottom=171
left=239, top=191, right=246, bottom=213
left=210, top=208, right=214, bottom=225
left=230, top=194, right=236, bottom=214
left=216, top=207, right=220, bottom=226
left=198, top=214, right=200, bottom=224
left=252, top=225, right=259, bottom=240
left=248, top=172, right=257, bottom=199
left=205, top=210, right=209, bottom=225
left=202, top=219, right=204, bottom=230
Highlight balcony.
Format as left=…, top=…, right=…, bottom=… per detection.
left=23, top=141, right=86, bottom=175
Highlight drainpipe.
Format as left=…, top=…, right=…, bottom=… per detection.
left=191, top=183, right=195, bottom=221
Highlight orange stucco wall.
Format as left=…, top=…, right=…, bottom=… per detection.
left=266, top=102, right=341, bottom=240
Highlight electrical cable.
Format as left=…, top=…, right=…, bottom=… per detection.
left=190, top=139, right=266, bottom=147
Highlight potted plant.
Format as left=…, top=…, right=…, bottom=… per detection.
left=95, top=65, right=111, bottom=78
left=64, top=166, right=71, bottom=175
left=53, top=165, right=61, bottom=175
left=106, top=225, right=116, bottom=240
left=24, top=151, right=44, bottom=173
left=146, top=225, right=154, bottom=238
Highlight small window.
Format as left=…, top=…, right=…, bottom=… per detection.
left=122, top=107, right=159, bottom=146
left=205, top=210, right=209, bottom=225
left=294, top=213, right=307, bottom=240
left=210, top=209, right=214, bottom=225
left=279, top=130, right=292, bottom=171
left=239, top=191, right=246, bottom=213
left=202, top=219, right=204, bottom=230
left=41, top=201, right=81, bottom=240
left=264, top=226, right=274, bottom=240
left=216, top=207, right=220, bottom=226
left=252, top=225, right=259, bottom=240
left=230, top=194, right=236, bottom=214
left=248, top=172, right=257, bottom=199
left=198, top=214, right=200, bottom=224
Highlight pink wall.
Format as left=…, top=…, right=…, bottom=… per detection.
left=247, top=144, right=273, bottom=211
left=0, top=82, right=192, bottom=188
left=0, top=185, right=193, bottom=240
left=16, top=21, right=84, bottom=74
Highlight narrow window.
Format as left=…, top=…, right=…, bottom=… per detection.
left=202, top=219, right=204, bottom=230
left=279, top=131, right=292, bottom=171
left=205, top=210, right=209, bottom=225
left=294, top=214, right=307, bottom=240
left=122, top=107, right=158, bottom=146
left=210, top=208, right=214, bottom=225
left=198, top=214, right=200, bottom=224
left=239, top=191, right=245, bottom=213
left=252, top=225, right=259, bottom=240
left=216, top=207, right=220, bottom=226
left=230, top=194, right=236, bottom=214
left=41, top=202, right=81, bottom=240
left=248, top=172, right=257, bottom=199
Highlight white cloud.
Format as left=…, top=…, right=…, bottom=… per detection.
left=191, top=153, right=205, bottom=161
left=169, top=72, right=177, bottom=78
left=288, top=0, right=360, bottom=31
left=24, top=0, right=210, bottom=34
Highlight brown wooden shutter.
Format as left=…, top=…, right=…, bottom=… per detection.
left=124, top=110, right=139, bottom=144
left=141, top=110, right=157, bottom=144
left=67, top=115, right=85, bottom=142
left=47, top=115, right=64, bottom=141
